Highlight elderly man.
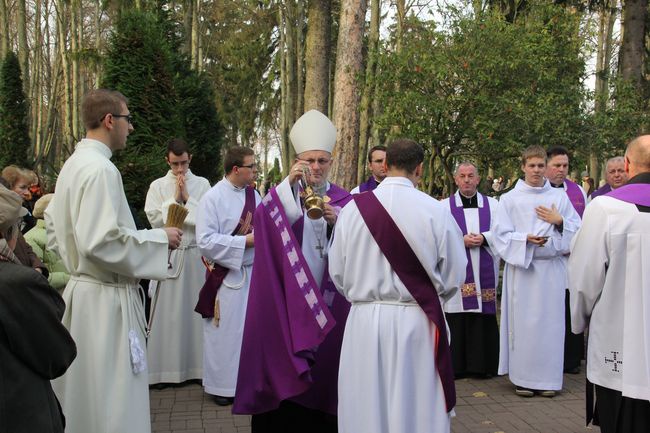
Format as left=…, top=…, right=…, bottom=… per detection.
left=145, top=138, right=211, bottom=386
left=350, top=145, right=387, bottom=194
left=46, top=89, right=183, bottom=433
left=590, top=156, right=628, bottom=200
left=330, top=139, right=466, bottom=433
left=441, top=162, right=500, bottom=379
left=545, top=145, right=587, bottom=374
left=233, top=110, right=352, bottom=433
left=0, top=184, right=77, bottom=433
left=570, top=135, right=650, bottom=432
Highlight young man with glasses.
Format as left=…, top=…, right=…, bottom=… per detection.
left=46, top=88, right=183, bottom=433
left=233, top=110, right=353, bottom=433
left=144, top=138, right=211, bottom=387
left=195, top=146, right=260, bottom=406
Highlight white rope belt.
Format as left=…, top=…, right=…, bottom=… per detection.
left=352, top=300, right=419, bottom=307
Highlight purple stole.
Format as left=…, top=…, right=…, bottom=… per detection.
left=565, top=179, right=585, bottom=218
left=353, top=192, right=456, bottom=413
left=448, top=193, right=497, bottom=314
left=358, top=176, right=379, bottom=193
left=606, top=183, right=650, bottom=206
left=589, top=183, right=611, bottom=200
left=194, top=186, right=256, bottom=318
left=233, top=185, right=352, bottom=416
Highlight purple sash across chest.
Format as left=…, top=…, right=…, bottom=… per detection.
left=448, top=194, right=497, bottom=314
left=353, top=192, right=456, bottom=413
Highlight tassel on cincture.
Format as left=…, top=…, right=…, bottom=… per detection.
left=213, top=297, right=220, bottom=327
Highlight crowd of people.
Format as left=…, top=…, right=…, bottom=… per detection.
left=0, top=87, right=648, bottom=433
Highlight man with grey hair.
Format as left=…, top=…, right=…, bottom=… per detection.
left=0, top=184, right=77, bottom=433
left=590, top=156, right=628, bottom=200
left=441, top=162, right=500, bottom=379
left=570, top=135, right=650, bottom=432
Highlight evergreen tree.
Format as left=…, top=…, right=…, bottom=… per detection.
left=0, top=51, right=30, bottom=168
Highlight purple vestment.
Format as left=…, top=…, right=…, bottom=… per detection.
left=358, top=176, right=379, bottom=193
left=194, top=186, right=256, bottom=318
left=233, top=184, right=352, bottom=416
left=565, top=179, right=585, bottom=218
left=589, top=183, right=611, bottom=200
left=605, top=183, right=650, bottom=206
left=448, top=193, right=497, bottom=313
left=353, top=192, right=456, bottom=413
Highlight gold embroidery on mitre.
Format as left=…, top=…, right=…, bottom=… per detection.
left=461, top=283, right=477, bottom=298
left=481, top=288, right=496, bottom=302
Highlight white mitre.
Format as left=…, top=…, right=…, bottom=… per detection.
left=289, top=110, right=337, bottom=155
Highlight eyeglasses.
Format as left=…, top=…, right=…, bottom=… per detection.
left=101, top=113, right=133, bottom=124
left=299, top=158, right=331, bottom=166
left=168, top=160, right=190, bottom=167
left=237, top=164, right=257, bottom=169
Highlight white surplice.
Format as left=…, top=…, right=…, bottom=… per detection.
left=492, top=179, right=581, bottom=391
left=440, top=192, right=500, bottom=314
left=569, top=195, right=650, bottom=401
left=45, top=139, right=170, bottom=433
left=275, top=177, right=331, bottom=285
left=195, top=178, right=260, bottom=397
left=329, top=177, right=467, bottom=433
left=144, top=170, right=211, bottom=384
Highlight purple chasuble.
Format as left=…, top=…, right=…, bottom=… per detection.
left=605, top=183, right=650, bottom=206
left=194, top=186, right=256, bottom=318
left=448, top=193, right=497, bottom=314
left=353, top=192, right=456, bottom=413
left=564, top=179, right=585, bottom=218
left=358, top=176, right=379, bottom=193
left=233, top=185, right=352, bottom=416
left=589, top=183, right=611, bottom=200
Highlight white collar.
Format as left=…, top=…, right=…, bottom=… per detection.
left=453, top=190, right=484, bottom=207
left=76, top=138, right=113, bottom=159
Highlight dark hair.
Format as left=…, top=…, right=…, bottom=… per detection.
left=367, top=145, right=387, bottom=163
left=546, top=145, right=570, bottom=161
left=167, top=138, right=191, bottom=157
left=224, top=146, right=255, bottom=173
left=81, top=89, right=128, bottom=130
left=386, top=139, right=424, bottom=173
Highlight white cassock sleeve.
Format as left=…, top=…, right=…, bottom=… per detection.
left=195, top=191, right=246, bottom=271
left=436, top=209, right=467, bottom=302
left=275, top=177, right=303, bottom=225
left=328, top=205, right=348, bottom=297
left=568, top=200, right=608, bottom=334
left=145, top=179, right=205, bottom=229
left=545, top=195, right=581, bottom=256
left=74, top=166, right=169, bottom=278
left=491, top=197, right=533, bottom=269
left=481, top=197, right=499, bottom=251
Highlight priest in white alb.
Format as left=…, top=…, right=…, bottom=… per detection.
left=330, top=138, right=467, bottom=433
left=145, top=138, right=210, bottom=385
left=46, top=89, right=183, bottom=433
left=441, top=162, right=500, bottom=379
left=194, top=146, right=259, bottom=406
left=570, top=135, right=650, bottom=433
left=492, top=145, right=580, bottom=398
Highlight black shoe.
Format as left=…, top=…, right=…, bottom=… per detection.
left=149, top=383, right=168, bottom=390
left=564, top=366, right=580, bottom=374
left=212, top=395, right=234, bottom=406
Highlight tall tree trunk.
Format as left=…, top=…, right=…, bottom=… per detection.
left=191, top=0, right=200, bottom=70
left=295, top=0, right=305, bottom=116
left=284, top=1, right=298, bottom=124
left=31, top=0, right=43, bottom=162
left=70, top=0, right=81, bottom=142
left=619, top=0, right=647, bottom=90
left=304, top=0, right=331, bottom=113
left=183, top=0, right=193, bottom=55
left=357, top=0, right=380, bottom=182
left=330, top=0, right=367, bottom=190
left=0, top=0, right=9, bottom=58
left=17, top=0, right=29, bottom=97
left=56, top=0, right=73, bottom=152
left=278, top=5, right=292, bottom=176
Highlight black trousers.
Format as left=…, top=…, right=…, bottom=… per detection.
left=446, top=312, right=499, bottom=378
left=251, top=400, right=337, bottom=433
left=564, top=289, right=584, bottom=371
left=595, top=385, right=650, bottom=433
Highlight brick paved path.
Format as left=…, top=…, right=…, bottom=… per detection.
left=150, top=365, right=595, bottom=433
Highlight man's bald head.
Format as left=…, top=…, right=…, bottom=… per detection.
left=625, top=135, right=650, bottom=177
